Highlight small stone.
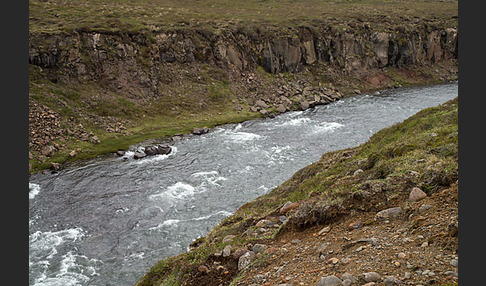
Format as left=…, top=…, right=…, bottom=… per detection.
left=375, top=207, right=403, bottom=220
left=359, top=272, right=382, bottom=283
left=450, top=259, right=458, bottom=267
left=353, top=169, right=364, bottom=176
left=342, top=273, right=357, bottom=283
left=404, top=272, right=412, bottom=279
left=394, top=261, right=401, bottom=267
left=301, top=101, right=310, bottom=110
left=444, top=271, right=458, bottom=277
left=223, top=245, right=232, bottom=257
left=255, top=99, right=269, bottom=109
left=327, top=257, right=339, bottom=264
left=50, top=162, right=61, bottom=171
left=222, top=235, right=236, bottom=244
left=418, top=204, right=433, bottom=212
left=254, top=274, right=266, bottom=283
left=347, top=221, right=363, bottom=231
left=384, top=276, right=403, bottom=285
left=238, top=251, right=256, bottom=270
left=252, top=244, right=267, bottom=254
left=280, top=201, right=299, bottom=214
left=198, top=265, right=209, bottom=274
left=316, top=242, right=330, bottom=255
left=233, top=248, right=249, bottom=259
left=133, top=151, right=146, bottom=159
left=316, top=275, right=342, bottom=286
left=409, top=187, right=427, bottom=202
left=421, top=241, right=428, bottom=247
left=363, top=283, right=376, bottom=286
left=318, top=226, right=331, bottom=235
left=342, top=279, right=352, bottom=286
left=291, top=239, right=301, bottom=244
left=397, top=252, right=406, bottom=259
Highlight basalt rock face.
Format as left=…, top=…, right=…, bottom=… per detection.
left=29, top=24, right=458, bottom=97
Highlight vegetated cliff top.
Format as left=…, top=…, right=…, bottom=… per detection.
left=136, top=97, right=458, bottom=285
left=29, top=0, right=458, bottom=35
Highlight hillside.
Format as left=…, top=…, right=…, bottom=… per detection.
left=135, top=97, right=458, bottom=285
left=28, top=0, right=458, bottom=172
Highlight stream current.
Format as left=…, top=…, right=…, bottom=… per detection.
left=29, top=83, right=458, bottom=286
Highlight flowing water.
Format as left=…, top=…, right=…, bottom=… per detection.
left=29, top=83, right=458, bottom=286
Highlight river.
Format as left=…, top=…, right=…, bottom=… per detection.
left=28, top=82, right=458, bottom=286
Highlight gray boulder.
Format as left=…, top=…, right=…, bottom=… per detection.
left=316, top=275, right=342, bottom=286
left=157, top=144, right=172, bottom=155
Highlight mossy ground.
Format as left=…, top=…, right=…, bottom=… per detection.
left=29, top=0, right=458, bottom=35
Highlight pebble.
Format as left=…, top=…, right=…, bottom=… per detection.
left=327, top=257, right=339, bottom=264
left=222, top=245, right=232, bottom=257
left=318, top=226, right=331, bottom=235
left=291, top=239, right=301, bottom=244
left=450, top=258, right=458, bottom=267
left=316, top=275, right=342, bottom=286
left=359, top=272, right=382, bottom=283
left=280, top=201, right=300, bottom=214
left=404, top=272, right=412, bottom=279
left=375, top=207, right=403, bottom=220
left=418, top=204, right=433, bottom=212
left=384, top=276, right=403, bottom=285
left=397, top=252, right=406, bottom=259
left=444, top=271, right=458, bottom=277
left=409, top=187, right=427, bottom=201
left=238, top=251, right=256, bottom=271
left=252, top=244, right=267, bottom=254
left=254, top=274, right=265, bottom=283
left=421, top=242, right=428, bottom=247
left=222, top=235, right=236, bottom=244
left=347, top=221, right=363, bottom=231
left=197, top=265, right=209, bottom=274
left=342, top=273, right=357, bottom=283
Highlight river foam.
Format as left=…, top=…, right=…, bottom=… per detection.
left=29, top=183, right=41, bottom=200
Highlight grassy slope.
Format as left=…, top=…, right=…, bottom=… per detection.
left=136, top=97, right=458, bottom=285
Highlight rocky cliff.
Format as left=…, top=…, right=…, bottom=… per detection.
left=29, top=24, right=457, bottom=94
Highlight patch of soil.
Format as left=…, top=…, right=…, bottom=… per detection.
left=186, top=255, right=240, bottom=286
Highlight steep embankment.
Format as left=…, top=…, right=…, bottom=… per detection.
left=28, top=0, right=458, bottom=172
left=136, top=97, right=458, bottom=286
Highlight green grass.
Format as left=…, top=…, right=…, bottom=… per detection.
left=29, top=0, right=458, bottom=35
left=135, top=96, right=458, bottom=285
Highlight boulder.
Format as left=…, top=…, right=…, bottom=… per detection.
left=116, top=149, right=125, bottom=156
left=316, top=275, right=342, bottom=286
left=375, top=207, right=403, bottom=220
left=192, top=127, right=210, bottom=135
left=255, top=99, right=269, bottom=109
left=144, top=146, right=158, bottom=156
left=133, top=151, right=146, bottom=159
left=238, top=251, right=256, bottom=270
left=409, top=187, right=427, bottom=201
left=358, top=272, right=382, bottom=283
left=301, top=100, right=310, bottom=110
left=157, top=144, right=172, bottom=155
